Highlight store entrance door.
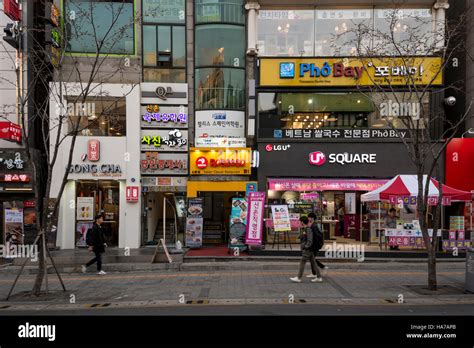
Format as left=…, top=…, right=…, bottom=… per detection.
left=75, top=180, right=120, bottom=248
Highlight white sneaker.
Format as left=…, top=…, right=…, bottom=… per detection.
left=81, top=265, right=87, bottom=273
left=311, top=277, right=323, bottom=283
left=97, top=270, right=107, bottom=275
left=290, top=277, right=302, bottom=283
left=306, top=274, right=317, bottom=278
left=323, top=266, right=329, bottom=270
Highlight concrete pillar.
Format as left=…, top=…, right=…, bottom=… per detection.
left=245, top=2, right=260, bottom=55
left=433, top=0, right=450, bottom=50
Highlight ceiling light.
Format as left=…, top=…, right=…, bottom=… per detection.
left=326, top=117, right=338, bottom=122
left=308, top=99, right=313, bottom=104
left=357, top=100, right=361, bottom=103
left=324, top=115, right=328, bottom=120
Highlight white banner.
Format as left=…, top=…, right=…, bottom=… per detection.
left=194, top=137, right=246, bottom=148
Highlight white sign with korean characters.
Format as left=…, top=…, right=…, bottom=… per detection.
left=141, top=105, right=188, bottom=129
left=140, top=152, right=188, bottom=175
left=195, top=110, right=245, bottom=138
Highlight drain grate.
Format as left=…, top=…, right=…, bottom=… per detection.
left=86, top=303, right=112, bottom=308
left=186, top=299, right=209, bottom=305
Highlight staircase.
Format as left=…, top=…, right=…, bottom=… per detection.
left=153, top=220, right=176, bottom=245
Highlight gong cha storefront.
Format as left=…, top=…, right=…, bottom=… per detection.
left=258, top=142, right=425, bottom=245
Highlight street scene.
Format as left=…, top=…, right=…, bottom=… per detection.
left=1, top=0, right=474, bottom=345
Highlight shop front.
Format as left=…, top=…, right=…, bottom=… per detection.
left=258, top=142, right=425, bottom=247
left=50, top=83, right=141, bottom=250
left=140, top=83, right=189, bottom=246
left=0, top=150, right=36, bottom=248
left=187, top=147, right=255, bottom=248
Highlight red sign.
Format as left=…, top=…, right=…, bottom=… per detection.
left=446, top=138, right=474, bottom=192
left=87, top=139, right=100, bottom=162
left=309, top=151, right=327, bottom=166
left=4, top=0, right=21, bottom=22
left=196, top=156, right=208, bottom=169
left=0, top=121, right=22, bottom=143
left=24, top=200, right=35, bottom=207
left=126, top=186, right=139, bottom=202
left=0, top=174, right=30, bottom=182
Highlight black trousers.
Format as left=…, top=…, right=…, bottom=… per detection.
left=311, top=257, right=325, bottom=274
left=86, top=251, right=103, bottom=271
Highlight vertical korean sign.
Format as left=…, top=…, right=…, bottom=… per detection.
left=271, top=205, right=291, bottom=232
left=245, top=192, right=265, bottom=246
left=186, top=198, right=204, bottom=248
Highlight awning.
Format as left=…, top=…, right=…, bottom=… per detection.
left=268, top=178, right=388, bottom=192
left=361, top=175, right=473, bottom=202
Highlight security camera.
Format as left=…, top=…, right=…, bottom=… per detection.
left=444, top=96, right=456, bottom=106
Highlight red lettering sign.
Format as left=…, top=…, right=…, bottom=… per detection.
left=126, top=186, right=139, bottom=202
left=88, top=139, right=100, bottom=162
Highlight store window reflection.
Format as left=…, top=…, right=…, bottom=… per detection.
left=195, top=0, right=244, bottom=24
left=257, top=10, right=314, bottom=56
left=196, top=68, right=245, bottom=109
left=373, top=9, right=433, bottom=55
left=314, top=9, right=372, bottom=56
left=195, top=25, right=245, bottom=66
left=67, top=97, right=126, bottom=136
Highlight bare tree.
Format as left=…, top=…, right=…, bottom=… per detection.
left=1, top=0, right=139, bottom=297
left=334, top=5, right=473, bottom=290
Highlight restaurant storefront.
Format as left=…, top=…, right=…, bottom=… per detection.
left=255, top=55, right=445, bottom=250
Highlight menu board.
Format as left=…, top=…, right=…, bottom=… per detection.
left=185, top=198, right=204, bottom=248
left=271, top=205, right=291, bottom=232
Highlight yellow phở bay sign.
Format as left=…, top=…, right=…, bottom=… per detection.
left=259, top=57, right=443, bottom=87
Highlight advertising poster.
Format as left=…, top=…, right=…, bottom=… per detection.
left=245, top=192, right=265, bottom=246
left=4, top=206, right=24, bottom=246
left=77, top=197, right=94, bottom=221
left=246, top=182, right=257, bottom=197
left=76, top=222, right=93, bottom=247
left=345, top=192, right=356, bottom=214
left=229, top=198, right=248, bottom=249
left=186, top=198, right=204, bottom=248
left=271, top=205, right=291, bottom=232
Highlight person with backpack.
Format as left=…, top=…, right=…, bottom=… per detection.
left=81, top=214, right=107, bottom=275
left=305, top=212, right=328, bottom=278
left=290, top=216, right=323, bottom=283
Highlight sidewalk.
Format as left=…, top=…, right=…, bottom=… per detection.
left=0, top=261, right=471, bottom=311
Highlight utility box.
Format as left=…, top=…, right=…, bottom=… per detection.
left=466, top=248, right=474, bottom=294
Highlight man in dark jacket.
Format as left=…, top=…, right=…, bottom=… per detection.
left=306, top=212, right=328, bottom=278
left=290, top=216, right=323, bottom=283
left=81, top=214, right=107, bottom=275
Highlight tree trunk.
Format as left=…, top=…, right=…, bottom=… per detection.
left=32, top=230, right=45, bottom=296
left=427, top=242, right=437, bottom=290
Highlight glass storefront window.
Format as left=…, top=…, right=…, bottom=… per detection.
left=314, top=9, right=373, bottom=56
left=195, top=68, right=245, bottom=109
left=258, top=92, right=429, bottom=131
left=257, top=8, right=433, bottom=57
left=64, top=0, right=135, bottom=54
left=67, top=97, right=126, bottom=136
left=195, top=0, right=245, bottom=24
left=373, top=9, right=433, bottom=55
left=195, top=25, right=245, bottom=67
left=257, top=10, right=314, bottom=56
left=143, top=0, right=185, bottom=23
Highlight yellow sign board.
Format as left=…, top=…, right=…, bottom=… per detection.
left=259, top=57, right=443, bottom=87
left=189, top=148, right=251, bottom=175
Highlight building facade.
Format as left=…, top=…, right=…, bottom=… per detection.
left=48, top=0, right=453, bottom=250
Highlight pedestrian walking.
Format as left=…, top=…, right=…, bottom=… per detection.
left=290, top=216, right=323, bottom=283
left=81, top=214, right=107, bottom=275
left=306, top=212, right=328, bottom=278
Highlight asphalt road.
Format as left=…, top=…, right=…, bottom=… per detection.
left=3, top=303, right=474, bottom=316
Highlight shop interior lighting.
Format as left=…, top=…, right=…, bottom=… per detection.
left=308, top=99, right=313, bottom=104
left=326, top=116, right=338, bottom=122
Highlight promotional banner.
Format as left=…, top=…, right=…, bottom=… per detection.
left=4, top=206, right=24, bottom=245
left=229, top=198, right=248, bottom=250
left=186, top=198, right=204, bottom=248
left=76, top=222, right=93, bottom=247
left=77, top=197, right=94, bottom=221
left=271, top=205, right=291, bottom=232
left=245, top=192, right=265, bottom=246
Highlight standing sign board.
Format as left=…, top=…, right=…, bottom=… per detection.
left=76, top=197, right=94, bottom=221
left=185, top=198, right=204, bottom=248
left=245, top=192, right=265, bottom=246
left=271, top=205, right=291, bottom=231
left=4, top=205, right=24, bottom=246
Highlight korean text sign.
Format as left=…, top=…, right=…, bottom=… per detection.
left=245, top=192, right=265, bottom=246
